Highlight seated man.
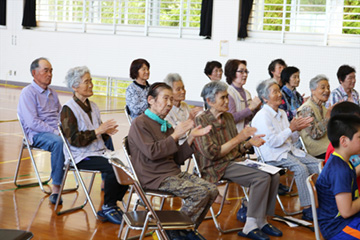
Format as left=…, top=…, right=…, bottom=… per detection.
left=316, top=114, right=360, bottom=240
left=17, top=57, right=64, bottom=204
left=194, top=81, right=282, bottom=240
left=252, top=79, right=322, bottom=221
left=128, top=82, right=218, bottom=239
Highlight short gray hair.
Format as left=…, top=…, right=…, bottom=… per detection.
left=30, top=57, right=49, bottom=75
left=309, top=74, right=329, bottom=91
left=65, top=66, right=90, bottom=90
left=164, top=73, right=182, bottom=87
left=256, top=79, right=278, bottom=103
left=201, top=81, right=228, bottom=109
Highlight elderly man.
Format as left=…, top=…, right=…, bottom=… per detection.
left=194, top=81, right=282, bottom=240
left=17, top=57, right=64, bottom=205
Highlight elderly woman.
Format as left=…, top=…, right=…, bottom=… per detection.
left=327, top=65, right=358, bottom=107
left=61, top=66, right=128, bottom=225
left=252, top=79, right=322, bottom=221
left=194, top=81, right=282, bottom=240
left=297, top=75, right=331, bottom=159
left=164, top=73, right=202, bottom=144
left=204, top=61, right=223, bottom=81
left=279, top=66, right=304, bottom=121
left=125, top=58, right=150, bottom=120
left=128, top=82, right=218, bottom=239
left=224, top=59, right=261, bottom=132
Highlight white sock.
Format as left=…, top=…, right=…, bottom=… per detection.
left=257, top=217, right=268, bottom=229
left=243, top=217, right=258, bottom=234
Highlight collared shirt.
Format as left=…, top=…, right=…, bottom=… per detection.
left=194, top=110, right=247, bottom=183
left=326, top=84, right=360, bottom=107
left=60, top=95, right=109, bottom=147
left=251, top=104, right=305, bottom=162
left=165, top=102, right=191, bottom=144
left=17, top=81, right=61, bottom=144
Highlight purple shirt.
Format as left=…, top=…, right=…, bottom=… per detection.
left=17, top=81, right=61, bottom=144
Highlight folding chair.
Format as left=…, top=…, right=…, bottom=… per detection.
left=54, top=123, right=101, bottom=218
left=191, top=154, right=244, bottom=233
left=109, top=157, right=196, bottom=240
left=306, top=174, right=321, bottom=240
left=0, top=229, right=33, bottom=240
left=122, top=136, right=175, bottom=211
left=253, top=146, right=302, bottom=216
left=14, top=114, right=52, bottom=194
left=124, top=105, right=132, bottom=125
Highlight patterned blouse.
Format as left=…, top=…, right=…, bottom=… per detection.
left=125, top=81, right=150, bottom=120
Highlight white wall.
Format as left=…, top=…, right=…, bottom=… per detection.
left=1, top=0, right=359, bottom=102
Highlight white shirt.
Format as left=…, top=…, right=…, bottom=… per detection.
left=252, top=104, right=306, bottom=162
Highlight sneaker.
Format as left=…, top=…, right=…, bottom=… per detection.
left=49, top=193, right=63, bottom=205
left=302, top=207, right=313, bottom=221
left=236, top=199, right=247, bottom=222
left=97, top=207, right=123, bottom=224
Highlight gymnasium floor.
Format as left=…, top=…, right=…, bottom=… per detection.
left=0, top=84, right=320, bottom=239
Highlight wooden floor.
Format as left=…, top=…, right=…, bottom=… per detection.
left=0, top=84, right=320, bottom=239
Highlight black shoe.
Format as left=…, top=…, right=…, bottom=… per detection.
left=279, top=183, right=290, bottom=192
left=302, top=207, right=313, bottom=221
left=165, top=230, right=187, bottom=240
left=278, top=187, right=287, bottom=196
left=261, top=224, right=282, bottom=237
left=238, top=229, right=269, bottom=240
left=49, top=194, right=63, bottom=205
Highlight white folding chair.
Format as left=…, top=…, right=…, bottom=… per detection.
left=306, top=174, right=321, bottom=240
left=54, top=123, right=101, bottom=218
left=14, top=114, right=52, bottom=194
left=110, top=157, right=196, bottom=240
left=191, top=154, right=245, bottom=233
left=253, top=146, right=302, bottom=216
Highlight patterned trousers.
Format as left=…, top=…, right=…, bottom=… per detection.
left=268, top=152, right=322, bottom=207
left=158, top=172, right=218, bottom=227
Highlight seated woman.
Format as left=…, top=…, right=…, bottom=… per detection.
left=194, top=81, right=282, bottom=240
left=279, top=66, right=304, bottom=121
left=224, top=59, right=261, bottom=132
left=252, top=79, right=322, bottom=221
left=61, top=66, right=128, bottom=225
left=128, top=82, right=218, bottom=239
left=327, top=65, right=358, bottom=107
left=297, top=75, right=331, bottom=159
left=164, top=73, right=202, bottom=144
left=125, top=58, right=150, bottom=120
left=204, top=61, right=223, bottom=81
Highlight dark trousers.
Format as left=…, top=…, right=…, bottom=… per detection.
left=77, top=156, right=128, bottom=207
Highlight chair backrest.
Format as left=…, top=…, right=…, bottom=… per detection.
left=122, top=136, right=141, bottom=182
left=124, top=105, right=132, bottom=125
left=306, top=173, right=321, bottom=240
left=17, top=113, right=32, bottom=147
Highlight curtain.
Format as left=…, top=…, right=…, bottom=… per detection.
left=22, top=0, right=36, bottom=27
left=199, top=0, right=213, bottom=38
left=238, top=0, right=254, bottom=39
left=0, top=0, right=6, bottom=26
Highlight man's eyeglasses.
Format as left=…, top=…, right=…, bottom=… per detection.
left=236, top=70, right=250, bottom=74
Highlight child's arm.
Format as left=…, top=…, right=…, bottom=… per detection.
left=335, top=193, right=360, bottom=218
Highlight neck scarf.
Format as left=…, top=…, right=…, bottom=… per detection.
left=145, top=109, right=172, bottom=132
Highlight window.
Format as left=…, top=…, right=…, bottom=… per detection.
left=249, top=0, right=360, bottom=47
left=36, top=0, right=202, bottom=38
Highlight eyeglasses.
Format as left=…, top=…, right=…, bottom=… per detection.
left=236, top=70, right=250, bottom=74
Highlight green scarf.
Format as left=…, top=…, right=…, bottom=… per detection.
left=144, top=109, right=172, bottom=132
